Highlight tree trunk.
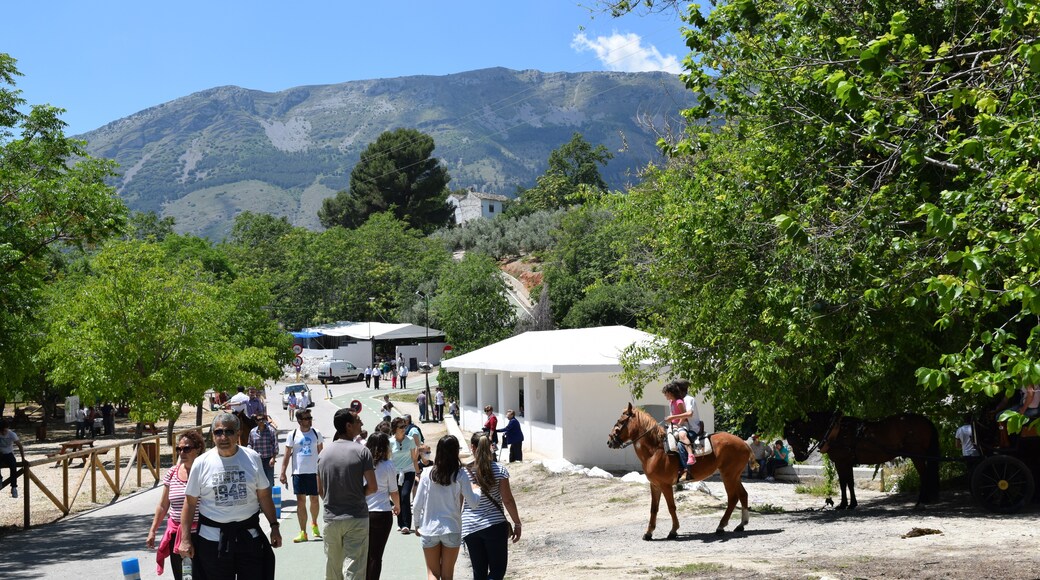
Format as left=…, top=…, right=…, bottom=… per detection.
left=196, top=404, right=203, bottom=427
left=167, top=416, right=178, bottom=447
left=134, top=422, right=144, bottom=439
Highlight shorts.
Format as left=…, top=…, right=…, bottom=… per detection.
left=292, top=473, right=319, bottom=496
left=420, top=531, right=462, bottom=549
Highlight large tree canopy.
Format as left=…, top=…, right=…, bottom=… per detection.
left=0, top=54, right=126, bottom=399
left=318, top=128, right=453, bottom=234
left=519, top=132, right=613, bottom=211
left=613, top=0, right=1040, bottom=430
left=43, top=241, right=290, bottom=424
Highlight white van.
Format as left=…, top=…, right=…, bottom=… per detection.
left=316, top=360, right=364, bottom=384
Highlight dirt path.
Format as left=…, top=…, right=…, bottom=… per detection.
left=504, top=462, right=1040, bottom=579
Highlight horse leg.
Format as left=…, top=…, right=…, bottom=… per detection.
left=733, top=480, right=750, bottom=532
left=834, top=462, right=852, bottom=510
left=716, top=476, right=742, bottom=534
left=910, top=457, right=936, bottom=507
left=838, top=463, right=858, bottom=510
left=644, top=484, right=661, bottom=541
left=660, top=482, right=680, bottom=539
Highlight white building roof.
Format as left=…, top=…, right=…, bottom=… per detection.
left=303, top=321, right=443, bottom=341
left=442, top=326, right=659, bottom=374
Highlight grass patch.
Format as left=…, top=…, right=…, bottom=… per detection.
left=652, top=562, right=726, bottom=578
left=795, top=481, right=835, bottom=496
left=607, top=496, right=635, bottom=504
left=750, top=503, right=785, bottom=514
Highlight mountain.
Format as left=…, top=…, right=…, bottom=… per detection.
left=80, top=67, right=696, bottom=239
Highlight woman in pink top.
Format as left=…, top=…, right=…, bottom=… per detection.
left=147, top=430, right=205, bottom=579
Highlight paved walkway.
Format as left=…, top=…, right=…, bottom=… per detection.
left=0, top=377, right=460, bottom=579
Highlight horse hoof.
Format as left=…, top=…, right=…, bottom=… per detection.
left=715, top=528, right=725, bottom=535
left=643, top=533, right=653, bottom=541
left=734, top=524, right=745, bottom=532
left=667, top=531, right=677, bottom=540
left=835, top=504, right=848, bottom=510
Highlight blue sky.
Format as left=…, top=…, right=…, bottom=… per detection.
left=5, top=1, right=692, bottom=136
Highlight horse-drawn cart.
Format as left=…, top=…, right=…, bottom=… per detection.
left=970, top=418, right=1039, bottom=513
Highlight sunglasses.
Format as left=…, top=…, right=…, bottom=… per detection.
left=175, top=446, right=196, bottom=453
left=212, top=429, right=237, bottom=437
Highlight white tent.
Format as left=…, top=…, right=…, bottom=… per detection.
left=303, top=321, right=443, bottom=341
left=443, top=326, right=714, bottom=470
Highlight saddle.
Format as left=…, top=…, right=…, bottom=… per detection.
left=664, top=428, right=713, bottom=457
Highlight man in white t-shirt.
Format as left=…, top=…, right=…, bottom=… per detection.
left=1, top=417, right=26, bottom=498
left=177, top=413, right=281, bottom=577
left=280, top=408, right=325, bottom=543
left=225, top=386, right=250, bottom=414
left=299, top=388, right=311, bottom=410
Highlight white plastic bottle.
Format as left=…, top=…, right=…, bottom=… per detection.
left=182, top=556, right=193, bottom=580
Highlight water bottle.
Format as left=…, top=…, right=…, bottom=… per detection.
left=272, top=485, right=282, bottom=519
left=182, top=556, right=193, bottom=580
left=121, top=558, right=141, bottom=580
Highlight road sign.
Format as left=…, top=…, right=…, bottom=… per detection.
left=292, top=344, right=304, bottom=355
left=292, top=355, right=303, bottom=367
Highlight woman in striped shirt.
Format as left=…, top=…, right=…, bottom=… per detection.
left=146, top=430, right=205, bottom=579
left=462, top=433, right=523, bottom=580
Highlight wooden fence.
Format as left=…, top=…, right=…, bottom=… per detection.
left=15, top=426, right=209, bottom=529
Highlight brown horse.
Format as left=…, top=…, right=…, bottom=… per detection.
left=233, top=411, right=258, bottom=447
left=607, top=403, right=752, bottom=539
left=784, top=412, right=940, bottom=510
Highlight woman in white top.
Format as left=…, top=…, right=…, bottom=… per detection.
left=364, top=432, right=400, bottom=580
left=413, top=435, right=482, bottom=580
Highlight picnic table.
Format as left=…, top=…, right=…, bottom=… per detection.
left=52, top=439, right=95, bottom=466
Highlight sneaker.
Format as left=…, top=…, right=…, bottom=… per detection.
left=686, top=455, right=697, bottom=466
left=765, top=476, right=775, bottom=482
left=292, top=531, right=308, bottom=543
left=311, top=524, right=321, bottom=537
left=11, top=488, right=17, bottom=498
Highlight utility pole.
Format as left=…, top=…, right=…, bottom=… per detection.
left=416, top=290, right=433, bottom=412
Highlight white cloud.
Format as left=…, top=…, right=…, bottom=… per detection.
left=571, top=31, right=682, bottom=74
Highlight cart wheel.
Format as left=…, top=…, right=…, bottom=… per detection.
left=971, top=455, right=1035, bottom=514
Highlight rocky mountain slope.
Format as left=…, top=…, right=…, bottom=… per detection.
left=79, top=67, right=695, bottom=238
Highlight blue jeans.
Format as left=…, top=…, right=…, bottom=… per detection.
left=396, top=472, right=415, bottom=530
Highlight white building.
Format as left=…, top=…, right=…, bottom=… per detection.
left=448, top=189, right=509, bottom=226
left=442, top=326, right=714, bottom=471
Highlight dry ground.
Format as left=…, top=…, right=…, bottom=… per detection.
left=501, top=462, right=1039, bottom=580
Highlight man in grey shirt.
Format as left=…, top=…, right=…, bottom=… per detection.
left=317, top=408, right=376, bottom=580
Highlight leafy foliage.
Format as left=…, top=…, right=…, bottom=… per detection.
left=433, top=253, right=515, bottom=354
left=42, top=241, right=288, bottom=423
left=318, top=128, right=453, bottom=234
left=517, top=132, right=613, bottom=211
left=431, top=209, right=565, bottom=260
left=613, top=0, right=1040, bottom=430
left=0, top=54, right=127, bottom=399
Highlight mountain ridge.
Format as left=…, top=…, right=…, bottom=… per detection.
left=80, top=67, right=695, bottom=238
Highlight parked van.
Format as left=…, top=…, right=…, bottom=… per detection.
left=316, top=360, right=364, bottom=384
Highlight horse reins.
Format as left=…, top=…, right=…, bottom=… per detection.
left=617, top=416, right=668, bottom=449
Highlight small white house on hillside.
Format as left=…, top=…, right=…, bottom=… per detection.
left=448, top=189, right=509, bottom=226
left=442, top=326, right=715, bottom=471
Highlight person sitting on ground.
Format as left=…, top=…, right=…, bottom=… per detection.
left=662, top=381, right=697, bottom=474
left=764, top=440, right=791, bottom=481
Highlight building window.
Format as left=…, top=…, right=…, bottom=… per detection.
left=488, top=204, right=495, bottom=213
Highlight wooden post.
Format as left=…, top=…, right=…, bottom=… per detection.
left=62, top=459, right=69, bottom=511
left=114, top=445, right=121, bottom=489
left=23, top=459, right=30, bottom=529
left=90, top=451, right=97, bottom=503
left=136, top=444, right=142, bottom=487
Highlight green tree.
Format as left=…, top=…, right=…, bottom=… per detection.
left=318, top=128, right=453, bottom=234
left=613, top=0, right=1040, bottom=430
left=0, top=54, right=126, bottom=403
left=43, top=241, right=288, bottom=436
left=521, top=133, right=613, bottom=210
left=127, top=210, right=175, bottom=241
left=432, top=253, right=515, bottom=354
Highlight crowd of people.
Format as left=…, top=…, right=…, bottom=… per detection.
left=146, top=396, right=525, bottom=580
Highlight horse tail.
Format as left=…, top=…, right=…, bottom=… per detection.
left=742, top=439, right=759, bottom=472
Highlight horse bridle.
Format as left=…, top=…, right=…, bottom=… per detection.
left=795, top=411, right=843, bottom=456
left=611, top=411, right=666, bottom=449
